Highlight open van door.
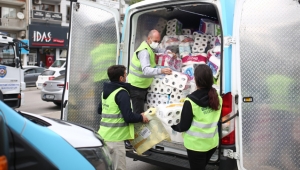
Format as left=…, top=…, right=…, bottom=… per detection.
left=233, top=0, right=300, bottom=169
left=62, top=0, right=120, bottom=131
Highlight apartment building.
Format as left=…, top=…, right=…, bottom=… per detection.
left=27, top=0, right=69, bottom=67
left=0, top=0, right=28, bottom=65
left=27, top=0, right=129, bottom=67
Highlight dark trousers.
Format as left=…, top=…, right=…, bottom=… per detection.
left=130, top=88, right=148, bottom=114
left=186, top=147, right=217, bottom=170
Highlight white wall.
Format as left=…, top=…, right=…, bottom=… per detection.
left=60, top=0, right=70, bottom=27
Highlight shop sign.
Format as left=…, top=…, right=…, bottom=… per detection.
left=32, top=10, right=62, bottom=21
left=29, top=25, right=68, bottom=48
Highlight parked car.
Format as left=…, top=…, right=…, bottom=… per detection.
left=41, top=74, right=65, bottom=106
left=0, top=101, right=113, bottom=170
left=36, top=69, right=65, bottom=90
left=22, top=66, right=45, bottom=86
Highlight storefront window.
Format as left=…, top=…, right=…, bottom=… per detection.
left=28, top=53, right=37, bottom=66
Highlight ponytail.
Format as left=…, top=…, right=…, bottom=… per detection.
left=208, top=87, right=220, bottom=110
left=194, top=64, right=220, bottom=110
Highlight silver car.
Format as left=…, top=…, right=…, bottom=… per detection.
left=23, top=66, right=45, bottom=86
left=41, top=74, right=65, bottom=106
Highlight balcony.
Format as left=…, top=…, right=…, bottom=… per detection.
left=0, top=18, right=26, bottom=31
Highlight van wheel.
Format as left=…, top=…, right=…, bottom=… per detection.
left=53, top=102, right=61, bottom=107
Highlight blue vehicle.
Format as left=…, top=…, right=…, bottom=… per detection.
left=0, top=101, right=113, bottom=170
left=63, top=0, right=300, bottom=170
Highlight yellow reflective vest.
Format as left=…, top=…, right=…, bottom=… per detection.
left=183, top=96, right=222, bottom=152
left=266, top=74, right=294, bottom=111
left=91, top=43, right=117, bottom=82
left=127, top=41, right=156, bottom=88
left=98, top=87, right=134, bottom=141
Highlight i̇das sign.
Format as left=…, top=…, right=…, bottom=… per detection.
left=33, top=31, right=51, bottom=42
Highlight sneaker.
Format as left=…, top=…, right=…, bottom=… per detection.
left=125, top=140, right=134, bottom=151
left=133, top=149, right=151, bottom=157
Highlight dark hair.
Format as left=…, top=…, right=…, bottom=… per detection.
left=194, top=64, right=220, bottom=110
left=107, top=65, right=126, bottom=82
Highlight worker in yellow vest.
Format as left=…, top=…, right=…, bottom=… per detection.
left=98, top=65, right=149, bottom=170
left=171, top=64, right=222, bottom=170
left=127, top=29, right=174, bottom=152
left=91, top=43, right=117, bottom=118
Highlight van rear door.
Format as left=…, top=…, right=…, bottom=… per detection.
left=233, top=0, right=300, bottom=169
left=62, top=0, right=120, bottom=131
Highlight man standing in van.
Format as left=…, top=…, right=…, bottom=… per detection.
left=127, top=29, right=173, bottom=152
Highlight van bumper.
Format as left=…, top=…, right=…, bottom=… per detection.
left=219, top=145, right=238, bottom=170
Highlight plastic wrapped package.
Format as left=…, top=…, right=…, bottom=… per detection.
left=166, top=19, right=183, bottom=35
left=130, top=108, right=171, bottom=155
left=199, top=18, right=220, bottom=36
left=182, top=29, right=192, bottom=35
left=154, top=18, right=167, bottom=35
left=179, top=35, right=194, bottom=45
left=155, top=53, right=182, bottom=72
left=162, top=71, right=188, bottom=90
left=182, top=64, right=196, bottom=81
left=160, top=35, right=180, bottom=53
left=210, top=36, right=222, bottom=48
left=179, top=43, right=191, bottom=58
left=147, top=93, right=169, bottom=106
left=182, top=53, right=207, bottom=66
left=156, top=103, right=184, bottom=143
left=207, top=55, right=220, bottom=79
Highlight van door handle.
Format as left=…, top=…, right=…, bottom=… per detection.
left=63, top=100, right=68, bottom=108
left=221, top=111, right=239, bottom=124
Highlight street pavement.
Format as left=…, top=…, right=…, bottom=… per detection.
left=20, top=87, right=61, bottom=119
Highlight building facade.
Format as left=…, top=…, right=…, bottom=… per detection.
left=0, top=0, right=28, bottom=66
left=28, top=0, right=70, bottom=67
left=0, top=0, right=129, bottom=67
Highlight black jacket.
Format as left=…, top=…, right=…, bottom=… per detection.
left=98, top=82, right=143, bottom=123
left=171, top=88, right=210, bottom=132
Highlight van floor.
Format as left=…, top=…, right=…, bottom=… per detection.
left=127, top=150, right=219, bottom=170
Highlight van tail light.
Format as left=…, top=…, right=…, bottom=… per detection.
left=49, top=76, right=55, bottom=80
left=221, top=92, right=235, bottom=145
left=0, top=156, right=8, bottom=170
left=57, top=84, right=65, bottom=88
left=18, top=94, right=21, bottom=99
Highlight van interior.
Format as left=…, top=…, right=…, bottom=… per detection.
left=130, top=3, right=221, bottom=161
left=131, top=3, right=219, bottom=48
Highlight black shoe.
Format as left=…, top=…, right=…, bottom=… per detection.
left=133, top=149, right=152, bottom=157
left=125, top=140, right=134, bottom=151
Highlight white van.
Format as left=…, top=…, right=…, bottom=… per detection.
left=62, top=0, right=300, bottom=170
